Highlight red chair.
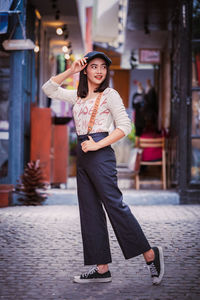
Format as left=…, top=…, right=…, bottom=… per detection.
left=135, top=137, right=167, bottom=190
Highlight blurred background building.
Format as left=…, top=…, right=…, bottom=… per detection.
left=0, top=0, right=200, bottom=203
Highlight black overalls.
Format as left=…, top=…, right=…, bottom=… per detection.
left=76, top=132, right=151, bottom=265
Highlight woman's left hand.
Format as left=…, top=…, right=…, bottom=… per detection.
left=81, top=136, right=100, bottom=153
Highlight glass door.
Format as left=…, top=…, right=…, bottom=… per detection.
left=0, top=51, right=10, bottom=183
left=190, top=0, right=200, bottom=185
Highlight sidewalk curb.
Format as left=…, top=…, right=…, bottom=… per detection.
left=44, top=189, right=180, bottom=206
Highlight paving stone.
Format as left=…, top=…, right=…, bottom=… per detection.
left=0, top=205, right=199, bottom=300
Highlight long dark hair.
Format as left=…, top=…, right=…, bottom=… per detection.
left=77, top=61, right=110, bottom=98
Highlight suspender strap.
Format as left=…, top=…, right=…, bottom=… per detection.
left=87, top=92, right=103, bottom=134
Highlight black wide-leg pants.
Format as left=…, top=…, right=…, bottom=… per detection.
left=77, top=132, right=151, bottom=265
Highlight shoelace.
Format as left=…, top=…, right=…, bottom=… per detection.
left=82, top=267, right=98, bottom=278
left=148, top=262, right=158, bottom=277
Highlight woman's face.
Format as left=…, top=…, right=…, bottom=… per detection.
left=85, top=57, right=107, bottom=87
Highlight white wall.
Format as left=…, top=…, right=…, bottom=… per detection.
left=76, top=0, right=94, bottom=52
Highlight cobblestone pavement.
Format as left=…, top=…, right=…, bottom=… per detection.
left=0, top=204, right=199, bottom=300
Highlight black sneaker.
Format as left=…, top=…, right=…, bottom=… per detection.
left=146, top=246, right=164, bottom=285
left=73, top=266, right=112, bottom=283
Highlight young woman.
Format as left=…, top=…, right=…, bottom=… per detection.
left=42, top=51, right=164, bottom=285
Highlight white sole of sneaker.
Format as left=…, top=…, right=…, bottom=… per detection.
left=153, top=246, right=164, bottom=285
left=73, top=276, right=112, bottom=283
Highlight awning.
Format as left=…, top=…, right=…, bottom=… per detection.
left=92, top=0, right=119, bottom=43
left=92, top=0, right=128, bottom=51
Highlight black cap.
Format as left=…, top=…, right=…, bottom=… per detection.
left=84, top=51, right=112, bottom=66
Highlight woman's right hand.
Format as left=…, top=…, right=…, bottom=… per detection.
left=70, top=57, right=88, bottom=74
left=50, top=57, right=88, bottom=85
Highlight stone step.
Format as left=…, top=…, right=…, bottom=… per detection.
left=66, top=176, right=164, bottom=190
left=44, top=176, right=180, bottom=206
left=45, top=188, right=179, bottom=206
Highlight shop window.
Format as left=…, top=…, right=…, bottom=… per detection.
left=190, top=1, right=200, bottom=184
left=191, top=138, right=200, bottom=183
left=192, top=1, right=200, bottom=87
left=191, top=91, right=200, bottom=136
left=192, top=0, right=200, bottom=40
left=192, top=51, right=200, bottom=87
left=0, top=52, right=10, bottom=181
left=190, top=91, right=200, bottom=184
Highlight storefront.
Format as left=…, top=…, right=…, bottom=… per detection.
left=0, top=0, right=84, bottom=187
left=170, top=0, right=200, bottom=203
left=0, top=0, right=199, bottom=203
left=0, top=0, right=36, bottom=186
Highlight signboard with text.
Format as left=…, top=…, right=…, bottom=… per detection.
left=139, top=49, right=161, bottom=64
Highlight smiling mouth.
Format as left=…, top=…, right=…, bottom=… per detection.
left=95, top=76, right=103, bottom=80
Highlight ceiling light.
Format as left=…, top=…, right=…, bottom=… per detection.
left=56, top=27, right=63, bottom=35
left=35, top=9, right=41, bottom=20
left=64, top=54, right=70, bottom=60
left=62, top=46, right=68, bottom=53
left=34, top=45, right=40, bottom=53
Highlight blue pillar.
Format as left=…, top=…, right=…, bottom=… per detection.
left=8, top=0, right=27, bottom=184
left=8, top=51, right=25, bottom=184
